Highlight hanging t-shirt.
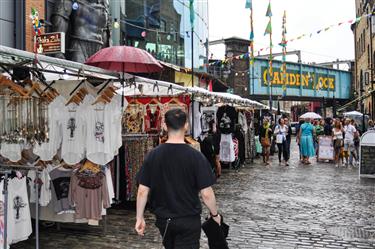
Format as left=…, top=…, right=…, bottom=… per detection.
left=144, top=103, right=162, bottom=133
left=105, top=167, right=115, bottom=205
left=201, top=106, right=217, bottom=134
left=110, top=95, right=126, bottom=156
left=217, top=106, right=237, bottom=134
left=59, top=102, right=86, bottom=165
left=0, top=143, right=22, bottom=162
left=219, top=134, right=235, bottom=162
left=238, top=111, right=248, bottom=133
left=189, top=102, right=203, bottom=139
left=28, top=168, right=52, bottom=207
left=84, top=103, right=114, bottom=165
left=49, top=167, right=74, bottom=214
left=33, top=95, right=65, bottom=161
left=7, top=177, right=32, bottom=245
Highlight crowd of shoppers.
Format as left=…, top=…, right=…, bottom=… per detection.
left=258, top=116, right=375, bottom=168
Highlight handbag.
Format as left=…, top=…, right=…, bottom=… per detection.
left=276, top=134, right=284, bottom=144
left=261, top=137, right=270, bottom=147
left=202, top=215, right=229, bottom=249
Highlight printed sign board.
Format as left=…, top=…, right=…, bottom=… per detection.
left=318, top=136, right=334, bottom=161
left=35, top=32, right=65, bottom=54
left=250, top=58, right=351, bottom=100
left=359, top=131, right=375, bottom=178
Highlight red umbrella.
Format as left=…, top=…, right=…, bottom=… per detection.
left=85, top=46, right=163, bottom=73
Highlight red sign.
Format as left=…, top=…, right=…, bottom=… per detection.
left=35, top=32, right=65, bottom=54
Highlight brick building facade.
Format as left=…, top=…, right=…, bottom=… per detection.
left=354, top=0, right=375, bottom=118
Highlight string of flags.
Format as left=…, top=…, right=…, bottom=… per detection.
left=207, top=12, right=373, bottom=67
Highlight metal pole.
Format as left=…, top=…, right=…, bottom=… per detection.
left=191, top=31, right=194, bottom=87
left=35, top=170, right=40, bottom=249
left=3, top=171, right=9, bottom=249
left=361, top=72, right=366, bottom=133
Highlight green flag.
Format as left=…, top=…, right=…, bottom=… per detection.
left=264, top=20, right=272, bottom=35
left=189, top=0, right=195, bottom=28
left=266, top=2, right=272, bottom=17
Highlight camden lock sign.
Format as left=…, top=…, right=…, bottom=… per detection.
left=261, top=67, right=336, bottom=91
left=35, top=32, right=65, bottom=54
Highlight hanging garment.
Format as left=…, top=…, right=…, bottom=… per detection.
left=69, top=170, right=110, bottom=221
left=124, top=136, right=157, bottom=201
left=234, top=129, right=245, bottom=164
left=109, top=95, right=126, bottom=156
left=219, top=134, right=235, bottom=163
left=144, top=103, right=162, bottom=133
left=105, top=167, right=115, bottom=205
left=123, top=103, right=145, bottom=134
left=7, top=177, right=32, bottom=245
left=189, top=102, right=203, bottom=139
left=28, top=168, right=52, bottom=207
left=33, top=95, right=65, bottom=161
left=84, top=103, right=114, bottom=165
left=49, top=167, right=75, bottom=214
left=217, top=106, right=237, bottom=134
left=238, top=111, right=248, bottom=132
left=59, top=102, right=86, bottom=165
left=201, top=106, right=218, bottom=133
left=0, top=143, right=22, bottom=162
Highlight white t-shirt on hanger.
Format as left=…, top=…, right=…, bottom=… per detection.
left=59, top=102, right=86, bottom=165
left=0, top=143, right=22, bottom=162
left=84, top=102, right=114, bottom=165
left=28, top=168, right=52, bottom=207
left=7, top=177, right=32, bottom=245
left=33, top=95, right=65, bottom=161
left=189, top=102, right=203, bottom=139
left=109, top=95, right=126, bottom=156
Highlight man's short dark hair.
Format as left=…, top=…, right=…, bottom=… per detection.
left=165, top=109, right=187, bottom=131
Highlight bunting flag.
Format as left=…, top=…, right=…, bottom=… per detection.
left=206, top=12, right=371, bottom=68
left=266, top=2, right=272, bottom=17
left=245, top=0, right=252, bottom=9
left=189, top=0, right=195, bottom=28
left=264, top=20, right=272, bottom=35
left=249, top=0, right=255, bottom=65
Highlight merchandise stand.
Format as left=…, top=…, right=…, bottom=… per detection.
left=0, top=164, right=43, bottom=249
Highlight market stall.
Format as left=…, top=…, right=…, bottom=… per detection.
left=0, top=45, right=266, bottom=248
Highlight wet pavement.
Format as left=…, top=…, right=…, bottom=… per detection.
left=14, top=141, right=375, bottom=248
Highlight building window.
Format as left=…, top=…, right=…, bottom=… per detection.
left=368, top=45, right=371, bottom=66
left=160, top=20, right=166, bottom=32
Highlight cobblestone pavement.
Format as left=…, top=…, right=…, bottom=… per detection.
left=14, top=141, right=375, bottom=248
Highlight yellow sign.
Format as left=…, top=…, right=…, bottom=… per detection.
left=262, top=67, right=335, bottom=90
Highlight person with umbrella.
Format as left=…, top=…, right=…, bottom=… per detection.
left=297, top=118, right=316, bottom=164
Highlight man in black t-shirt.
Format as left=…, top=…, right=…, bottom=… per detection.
left=135, top=109, right=220, bottom=249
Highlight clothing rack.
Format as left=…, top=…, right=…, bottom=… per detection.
left=0, top=164, right=43, bottom=249
left=122, top=133, right=159, bottom=141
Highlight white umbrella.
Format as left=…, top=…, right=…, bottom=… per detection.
left=300, top=112, right=322, bottom=119
left=344, top=111, right=363, bottom=116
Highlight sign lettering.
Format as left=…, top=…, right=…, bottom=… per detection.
left=262, top=67, right=336, bottom=91
left=35, top=32, right=65, bottom=54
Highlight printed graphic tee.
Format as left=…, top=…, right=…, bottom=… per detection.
left=49, top=167, right=74, bottom=214
left=59, top=102, right=86, bottom=165
left=7, top=177, right=32, bottom=245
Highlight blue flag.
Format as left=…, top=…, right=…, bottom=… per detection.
left=245, top=0, right=252, bottom=9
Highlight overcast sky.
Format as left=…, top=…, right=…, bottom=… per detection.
left=208, top=0, right=356, bottom=67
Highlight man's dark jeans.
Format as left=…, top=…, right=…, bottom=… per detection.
left=155, top=215, right=201, bottom=249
